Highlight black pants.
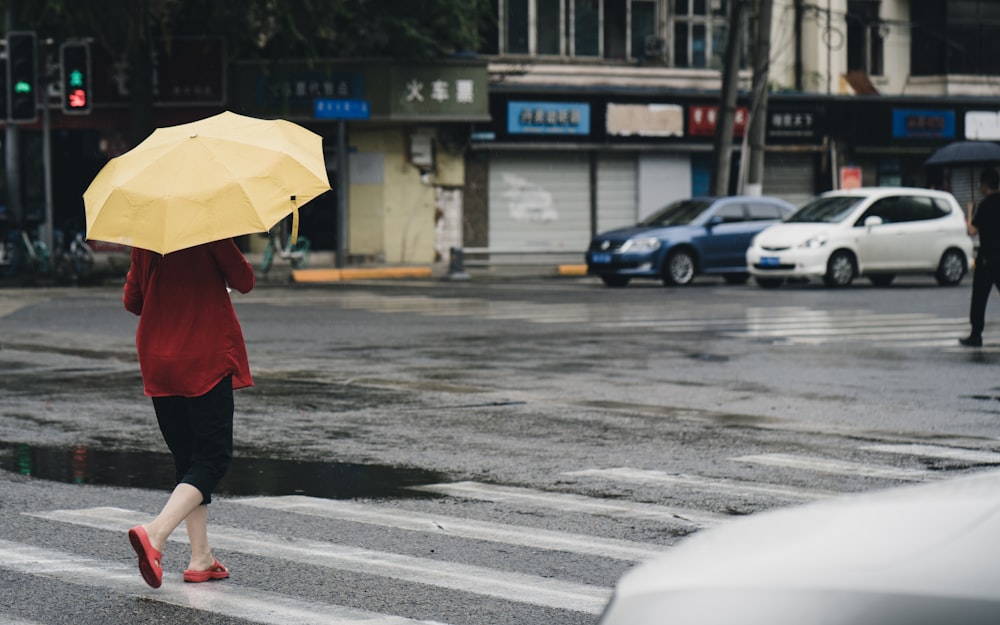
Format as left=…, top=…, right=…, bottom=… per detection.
left=152, top=375, right=234, bottom=505
left=969, top=257, right=1000, bottom=337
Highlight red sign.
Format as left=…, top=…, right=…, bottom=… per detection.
left=688, top=105, right=749, bottom=137
left=840, top=166, right=862, bottom=189
left=91, top=37, right=225, bottom=106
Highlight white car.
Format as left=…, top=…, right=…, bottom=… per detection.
left=746, top=187, right=974, bottom=288
left=597, top=468, right=1000, bottom=625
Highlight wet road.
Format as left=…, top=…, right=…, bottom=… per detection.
left=2, top=275, right=1000, bottom=624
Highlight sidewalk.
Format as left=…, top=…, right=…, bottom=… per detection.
left=248, top=251, right=588, bottom=284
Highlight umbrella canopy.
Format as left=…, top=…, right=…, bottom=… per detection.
left=84, top=111, right=331, bottom=255
left=925, top=140, right=1000, bottom=166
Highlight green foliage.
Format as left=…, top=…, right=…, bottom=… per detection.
left=0, top=0, right=494, bottom=61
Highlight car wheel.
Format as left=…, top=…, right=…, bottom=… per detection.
left=754, top=277, right=783, bottom=288
left=935, top=249, right=966, bottom=286
left=600, top=275, right=631, bottom=287
left=823, top=251, right=855, bottom=288
left=662, top=249, right=696, bottom=286
left=723, top=273, right=750, bottom=285
left=869, top=274, right=895, bottom=287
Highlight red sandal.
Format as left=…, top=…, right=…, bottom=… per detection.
left=128, top=525, right=163, bottom=589
left=183, top=558, right=230, bottom=583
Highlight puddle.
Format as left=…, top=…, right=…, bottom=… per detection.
left=0, top=442, right=444, bottom=500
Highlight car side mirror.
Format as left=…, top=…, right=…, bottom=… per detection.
left=707, top=215, right=724, bottom=229
left=864, top=215, right=883, bottom=227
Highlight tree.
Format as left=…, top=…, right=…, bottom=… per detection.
left=1, top=0, right=493, bottom=142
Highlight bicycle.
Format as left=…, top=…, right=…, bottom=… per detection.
left=260, top=216, right=310, bottom=275
left=52, top=230, right=96, bottom=284
left=0, top=227, right=50, bottom=278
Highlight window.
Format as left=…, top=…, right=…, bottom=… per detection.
left=748, top=203, right=784, bottom=220
left=506, top=0, right=529, bottom=53
left=714, top=204, right=745, bottom=223
left=672, top=0, right=740, bottom=69
left=631, top=0, right=657, bottom=60
left=574, top=0, right=601, bottom=56
left=537, top=0, right=562, bottom=54
left=497, top=0, right=661, bottom=61
left=846, top=0, right=884, bottom=75
left=911, top=0, right=1000, bottom=76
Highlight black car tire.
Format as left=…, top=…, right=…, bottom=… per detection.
left=600, top=275, right=631, bottom=287
left=723, top=273, right=751, bottom=285
left=935, top=249, right=966, bottom=286
left=869, top=274, right=895, bottom=287
left=754, top=277, right=783, bottom=288
left=823, top=250, right=855, bottom=288
left=662, top=249, right=696, bottom=286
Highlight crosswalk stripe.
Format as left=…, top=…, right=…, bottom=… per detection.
left=732, top=453, right=928, bottom=480
left=861, top=443, right=1000, bottom=465
left=563, top=468, right=836, bottom=501
left=28, top=507, right=610, bottom=615
left=233, top=495, right=665, bottom=561
left=0, top=539, right=444, bottom=625
left=406, top=481, right=725, bottom=526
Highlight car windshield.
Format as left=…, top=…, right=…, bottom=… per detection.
left=785, top=196, right=864, bottom=223
left=639, top=199, right=713, bottom=227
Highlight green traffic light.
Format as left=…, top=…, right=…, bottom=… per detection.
left=69, top=70, right=83, bottom=88
left=14, top=81, right=31, bottom=93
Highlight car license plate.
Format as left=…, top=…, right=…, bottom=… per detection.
left=591, top=252, right=612, bottom=264
left=760, top=256, right=781, bottom=267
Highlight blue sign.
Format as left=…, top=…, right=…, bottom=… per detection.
left=508, top=101, right=590, bottom=135
left=892, top=109, right=955, bottom=139
left=315, top=98, right=371, bottom=120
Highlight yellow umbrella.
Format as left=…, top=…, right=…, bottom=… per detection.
left=83, top=111, right=331, bottom=255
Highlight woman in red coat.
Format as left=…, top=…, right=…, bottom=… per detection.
left=122, top=238, right=255, bottom=588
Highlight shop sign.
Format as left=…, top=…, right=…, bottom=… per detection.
left=840, top=165, right=862, bottom=189
left=92, top=37, right=226, bottom=106
left=965, top=111, right=1000, bottom=140
left=606, top=103, right=683, bottom=137
left=892, top=109, right=955, bottom=139
left=389, top=64, right=489, bottom=119
left=688, top=105, right=748, bottom=137
left=507, top=101, right=591, bottom=135
left=254, top=71, right=364, bottom=111
left=314, top=98, right=370, bottom=120
left=767, top=109, right=821, bottom=140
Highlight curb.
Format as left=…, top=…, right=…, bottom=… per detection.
left=291, top=266, right=434, bottom=283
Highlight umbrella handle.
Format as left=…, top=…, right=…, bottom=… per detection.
left=290, top=204, right=299, bottom=247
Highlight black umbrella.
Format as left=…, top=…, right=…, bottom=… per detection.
left=925, top=140, right=1000, bottom=166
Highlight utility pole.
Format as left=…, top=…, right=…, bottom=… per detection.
left=712, top=0, right=747, bottom=196
left=747, top=0, right=774, bottom=196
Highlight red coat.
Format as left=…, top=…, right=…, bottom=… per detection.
left=123, top=239, right=255, bottom=397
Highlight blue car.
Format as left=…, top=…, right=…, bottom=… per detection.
left=586, top=196, right=796, bottom=287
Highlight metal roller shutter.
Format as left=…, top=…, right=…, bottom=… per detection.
left=762, top=152, right=816, bottom=207
left=597, top=153, right=638, bottom=233
left=488, top=151, right=591, bottom=251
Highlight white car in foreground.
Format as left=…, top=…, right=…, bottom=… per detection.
left=597, top=469, right=1000, bottom=625
left=746, top=187, right=973, bottom=287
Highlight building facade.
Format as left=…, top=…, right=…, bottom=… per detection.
left=466, top=0, right=1000, bottom=256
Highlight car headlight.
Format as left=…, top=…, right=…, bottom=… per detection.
left=799, top=234, right=828, bottom=249
left=621, top=237, right=661, bottom=253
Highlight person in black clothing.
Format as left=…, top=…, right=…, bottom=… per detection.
left=961, top=168, right=1000, bottom=347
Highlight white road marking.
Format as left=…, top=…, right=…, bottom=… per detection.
left=27, top=507, right=610, bottom=615
left=732, top=453, right=928, bottom=480
left=564, top=467, right=836, bottom=501
left=862, top=443, right=1000, bottom=465
left=234, top=495, right=666, bottom=561
left=0, top=539, right=446, bottom=625
left=406, top=481, right=724, bottom=526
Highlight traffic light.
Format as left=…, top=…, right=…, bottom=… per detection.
left=6, top=31, right=37, bottom=123
left=60, top=41, right=91, bottom=114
